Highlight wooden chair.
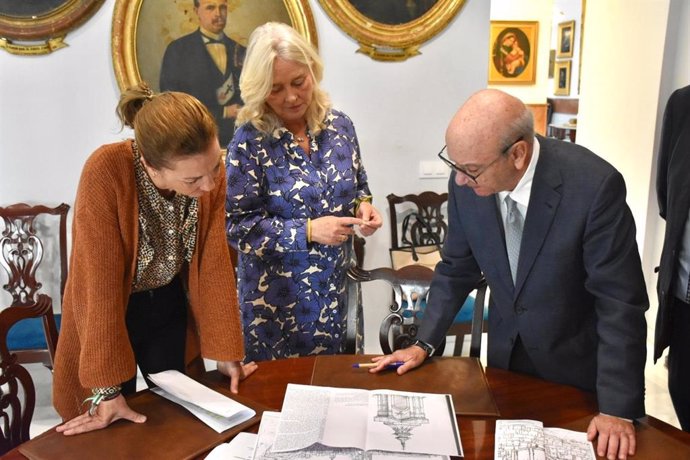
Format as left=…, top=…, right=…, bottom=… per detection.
left=346, top=265, right=487, bottom=357
left=0, top=203, right=68, bottom=369
left=387, top=192, right=448, bottom=255
left=386, top=192, right=488, bottom=355
left=0, top=295, right=51, bottom=454
left=342, top=236, right=366, bottom=354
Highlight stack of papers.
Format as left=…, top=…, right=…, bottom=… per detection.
left=148, top=370, right=256, bottom=433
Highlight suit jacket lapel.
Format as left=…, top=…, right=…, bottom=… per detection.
left=514, top=147, right=562, bottom=296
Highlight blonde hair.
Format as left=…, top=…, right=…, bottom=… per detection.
left=236, top=22, right=330, bottom=135
left=116, top=82, right=218, bottom=169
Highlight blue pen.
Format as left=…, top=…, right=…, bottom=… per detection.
left=352, top=361, right=405, bottom=370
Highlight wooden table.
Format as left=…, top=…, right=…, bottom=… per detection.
left=5, top=356, right=690, bottom=459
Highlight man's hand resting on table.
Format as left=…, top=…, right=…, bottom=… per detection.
left=368, top=345, right=428, bottom=375
left=587, top=413, right=636, bottom=460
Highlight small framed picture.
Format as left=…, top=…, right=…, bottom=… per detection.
left=554, top=60, right=572, bottom=96
left=557, top=20, right=575, bottom=59
left=488, top=21, right=539, bottom=85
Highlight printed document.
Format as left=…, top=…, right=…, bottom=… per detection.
left=270, top=384, right=462, bottom=457
left=255, top=411, right=450, bottom=460
left=148, top=370, right=255, bottom=433
left=495, top=419, right=596, bottom=460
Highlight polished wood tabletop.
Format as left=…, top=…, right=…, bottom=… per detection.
left=5, top=355, right=690, bottom=459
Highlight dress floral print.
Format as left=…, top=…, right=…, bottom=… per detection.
left=226, top=109, right=371, bottom=361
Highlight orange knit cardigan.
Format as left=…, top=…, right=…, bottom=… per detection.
left=53, top=140, right=244, bottom=419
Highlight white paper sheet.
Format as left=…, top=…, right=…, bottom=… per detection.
left=148, top=370, right=255, bottom=433
left=206, top=432, right=258, bottom=460
left=272, top=384, right=462, bottom=457
left=254, top=411, right=450, bottom=460
left=495, top=419, right=596, bottom=460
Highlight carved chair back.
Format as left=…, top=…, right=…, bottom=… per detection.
left=0, top=203, right=69, bottom=368
left=387, top=192, right=448, bottom=250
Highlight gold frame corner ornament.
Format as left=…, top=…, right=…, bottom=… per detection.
left=112, top=0, right=318, bottom=92
left=0, top=0, right=105, bottom=55
left=317, top=0, right=466, bottom=62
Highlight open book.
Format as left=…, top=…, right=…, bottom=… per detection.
left=495, top=419, right=596, bottom=460
left=268, top=384, right=462, bottom=457
left=148, top=370, right=256, bottom=433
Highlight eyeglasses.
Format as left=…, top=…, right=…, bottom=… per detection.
left=437, top=137, right=524, bottom=184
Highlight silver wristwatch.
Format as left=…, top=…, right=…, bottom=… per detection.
left=411, top=339, right=435, bottom=357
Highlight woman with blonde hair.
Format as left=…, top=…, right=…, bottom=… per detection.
left=226, top=22, right=383, bottom=361
left=53, top=82, right=256, bottom=435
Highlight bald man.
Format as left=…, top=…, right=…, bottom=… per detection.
left=373, top=90, right=648, bottom=460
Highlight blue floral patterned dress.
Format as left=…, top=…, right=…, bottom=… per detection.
left=225, top=109, right=372, bottom=361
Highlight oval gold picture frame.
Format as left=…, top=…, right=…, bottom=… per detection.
left=318, top=0, right=466, bottom=61
left=0, top=0, right=106, bottom=55
left=112, top=0, right=318, bottom=91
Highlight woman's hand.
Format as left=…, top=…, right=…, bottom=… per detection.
left=55, top=395, right=146, bottom=436
left=217, top=360, right=258, bottom=393
left=310, top=216, right=364, bottom=246
left=355, top=202, right=383, bottom=236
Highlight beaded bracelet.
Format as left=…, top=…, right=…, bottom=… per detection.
left=84, top=385, right=122, bottom=416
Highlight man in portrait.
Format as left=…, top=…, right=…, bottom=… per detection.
left=160, top=0, right=244, bottom=148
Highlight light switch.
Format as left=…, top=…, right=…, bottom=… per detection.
left=419, top=160, right=449, bottom=179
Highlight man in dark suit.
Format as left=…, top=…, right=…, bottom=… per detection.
left=373, top=90, right=648, bottom=460
left=654, top=84, right=690, bottom=432
left=160, top=0, right=244, bottom=147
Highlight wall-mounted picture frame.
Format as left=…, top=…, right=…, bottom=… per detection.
left=488, top=20, right=539, bottom=85
left=554, top=60, right=571, bottom=96
left=0, top=0, right=105, bottom=55
left=112, top=0, right=317, bottom=148
left=557, top=20, right=575, bottom=59
left=318, top=0, right=466, bottom=62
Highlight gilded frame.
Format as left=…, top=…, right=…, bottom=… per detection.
left=112, top=0, right=318, bottom=91
left=557, top=20, right=575, bottom=59
left=0, top=0, right=105, bottom=55
left=488, top=20, right=538, bottom=85
left=554, top=60, right=571, bottom=96
left=317, top=0, right=466, bottom=62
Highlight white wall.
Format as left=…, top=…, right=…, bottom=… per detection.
left=0, top=0, right=490, bottom=352
left=577, top=0, right=670, bottom=300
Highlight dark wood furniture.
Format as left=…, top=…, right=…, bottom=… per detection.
left=6, top=356, right=690, bottom=459
left=0, top=295, right=53, bottom=455
left=0, top=203, right=68, bottom=369
left=387, top=192, right=448, bottom=254
left=386, top=192, right=488, bottom=356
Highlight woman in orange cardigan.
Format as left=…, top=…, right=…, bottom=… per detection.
left=53, top=83, right=256, bottom=435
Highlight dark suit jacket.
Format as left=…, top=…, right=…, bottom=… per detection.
left=655, top=85, right=690, bottom=362
left=418, top=135, right=648, bottom=419
left=160, top=29, right=245, bottom=147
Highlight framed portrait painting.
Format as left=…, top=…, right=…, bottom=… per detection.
left=554, top=60, right=571, bottom=96
left=488, top=21, right=538, bottom=85
left=557, top=20, right=575, bottom=58
left=0, top=0, right=105, bottom=55
left=112, top=0, right=317, bottom=147
left=318, top=0, right=466, bottom=62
